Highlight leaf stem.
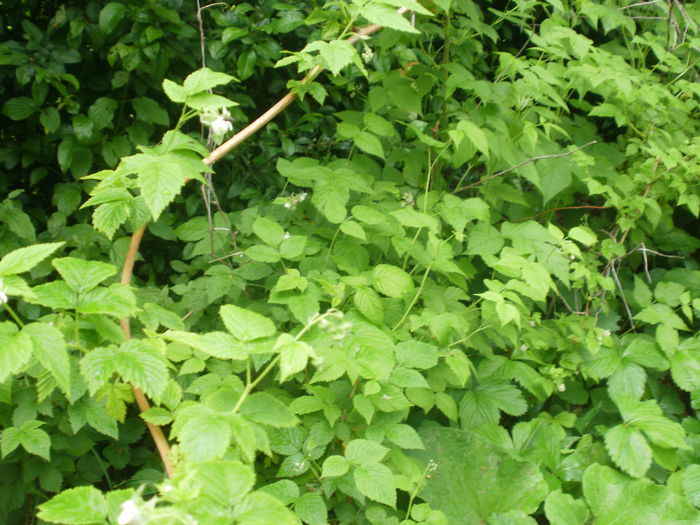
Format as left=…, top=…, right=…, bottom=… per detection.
left=3, top=302, right=25, bottom=328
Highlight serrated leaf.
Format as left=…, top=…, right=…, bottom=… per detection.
left=113, top=339, right=168, bottom=399
left=240, top=392, right=299, bottom=428
left=604, top=424, right=651, bottom=478
left=681, top=464, right=700, bottom=507
left=79, top=347, right=116, bottom=395
left=295, top=492, right=327, bottom=525
left=345, top=439, right=389, bottom=465
left=353, top=287, right=384, bottom=324
left=311, top=182, right=349, bottom=223
left=456, top=120, right=489, bottom=156
left=220, top=304, right=276, bottom=342
left=396, top=341, right=438, bottom=369
left=37, top=486, right=106, bottom=524
left=162, top=79, right=186, bottom=103
left=459, top=380, right=526, bottom=428
left=354, top=462, right=397, bottom=507
left=132, top=97, right=169, bottom=126
left=372, top=264, right=414, bottom=298
left=360, top=4, right=420, bottom=33
left=0, top=242, right=63, bottom=276
left=355, top=131, right=385, bottom=158
left=123, top=151, right=206, bottom=220
left=192, top=461, right=254, bottom=506
left=232, top=491, right=301, bottom=525
left=0, top=324, right=32, bottom=382
left=183, top=67, right=236, bottom=94
left=387, top=424, right=424, bottom=449
left=180, top=414, right=231, bottom=462
left=253, top=216, right=285, bottom=246
left=16, top=420, right=50, bottom=460
left=23, top=323, right=71, bottom=397
left=278, top=338, right=313, bottom=382
left=52, top=257, right=116, bottom=293
left=544, top=490, right=590, bottom=525
left=321, top=455, right=349, bottom=477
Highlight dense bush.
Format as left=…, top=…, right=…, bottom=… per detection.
left=1, top=0, right=700, bottom=523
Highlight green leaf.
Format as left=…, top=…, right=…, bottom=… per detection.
left=183, top=67, right=236, bottom=94
left=396, top=341, right=438, bottom=370
left=98, top=2, right=127, bottom=33
left=253, top=216, right=285, bottom=246
left=353, top=287, right=384, bottom=324
left=321, top=455, right=349, bottom=477
left=52, top=257, right=116, bottom=293
left=79, top=346, right=116, bottom=395
left=569, top=226, right=597, bottom=246
left=340, top=220, right=367, bottom=241
left=123, top=152, right=206, bottom=220
left=544, top=490, right=590, bottom=525
left=390, top=366, right=429, bottom=388
left=409, top=428, right=547, bottom=523
left=162, top=79, right=186, bottom=103
left=311, top=182, right=349, bottom=223
left=345, top=439, right=389, bottom=466
left=37, top=486, right=106, bottom=524
left=232, top=491, right=301, bottom=525
left=0, top=323, right=32, bottom=382
left=681, top=464, right=700, bottom=507
left=604, top=424, right=651, bottom=478
left=16, top=419, right=50, bottom=460
left=455, top=120, right=489, bottom=156
left=583, top=464, right=700, bottom=523
left=671, top=340, right=700, bottom=391
left=220, top=304, right=276, bottom=342
left=40, top=107, right=61, bottom=133
left=295, top=492, right=327, bottom=525
left=23, top=323, right=71, bottom=397
left=277, top=337, right=313, bottom=382
left=240, top=392, right=299, bottom=428
left=372, top=264, right=414, bottom=298
left=0, top=242, right=63, bottom=276
left=88, top=97, right=118, bottom=130
left=113, top=339, right=169, bottom=399
left=309, top=40, right=357, bottom=76
left=180, top=414, right=231, bottom=462
left=355, top=131, right=385, bottom=158
left=132, top=97, right=169, bottom=126
left=354, top=462, right=397, bottom=507
left=359, top=4, right=420, bottom=33
left=459, top=380, right=527, bottom=428
left=607, top=362, right=646, bottom=410
left=192, top=461, right=254, bottom=506
left=386, top=424, right=425, bottom=449
left=2, top=96, right=38, bottom=120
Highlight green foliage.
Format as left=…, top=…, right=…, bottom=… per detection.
left=2, top=0, right=700, bottom=523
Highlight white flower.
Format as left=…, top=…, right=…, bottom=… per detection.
left=557, top=383, right=566, bottom=392
left=520, top=344, right=529, bottom=352
left=603, top=329, right=611, bottom=337
left=361, top=47, right=374, bottom=63
left=211, top=114, right=233, bottom=137
left=0, top=279, right=7, bottom=304
left=118, top=500, right=142, bottom=525
left=283, top=232, right=291, bottom=240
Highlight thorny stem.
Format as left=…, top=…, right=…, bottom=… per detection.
left=118, top=8, right=413, bottom=478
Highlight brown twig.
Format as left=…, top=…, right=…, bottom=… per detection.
left=452, top=140, right=597, bottom=193
left=117, top=8, right=410, bottom=478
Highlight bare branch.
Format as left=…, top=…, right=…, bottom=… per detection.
left=452, top=140, right=597, bottom=194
